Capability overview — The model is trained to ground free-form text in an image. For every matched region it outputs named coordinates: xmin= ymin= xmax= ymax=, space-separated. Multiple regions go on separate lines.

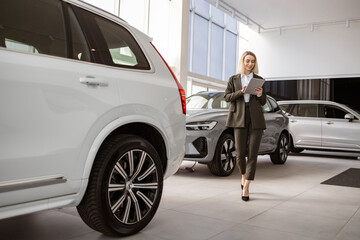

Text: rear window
xmin=94 ymin=16 xmax=150 ymax=70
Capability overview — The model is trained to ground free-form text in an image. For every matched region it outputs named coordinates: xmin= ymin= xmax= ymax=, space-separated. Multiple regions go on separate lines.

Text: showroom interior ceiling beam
xmin=206 ymin=0 xmax=360 ymax=34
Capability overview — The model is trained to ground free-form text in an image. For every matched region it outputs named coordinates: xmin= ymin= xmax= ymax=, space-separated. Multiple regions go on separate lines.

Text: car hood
xmin=186 ymin=109 xmax=228 ymax=122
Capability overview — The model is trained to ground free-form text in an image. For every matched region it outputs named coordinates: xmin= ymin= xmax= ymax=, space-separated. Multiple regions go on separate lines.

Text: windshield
xmin=187 ymin=93 xmax=229 ymax=110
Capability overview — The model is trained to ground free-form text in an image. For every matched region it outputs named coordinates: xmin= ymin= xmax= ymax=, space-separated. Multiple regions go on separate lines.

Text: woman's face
xmin=243 ymin=55 xmax=256 ymax=73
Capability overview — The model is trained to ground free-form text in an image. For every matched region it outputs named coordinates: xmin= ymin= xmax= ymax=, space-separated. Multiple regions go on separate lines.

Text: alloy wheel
xmin=108 ymin=149 xmax=159 ymax=225
xmin=220 ymin=139 xmax=236 ymax=173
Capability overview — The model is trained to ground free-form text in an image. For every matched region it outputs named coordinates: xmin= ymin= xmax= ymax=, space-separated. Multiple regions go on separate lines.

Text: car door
xmin=287 ymin=104 xmax=322 ymax=148
xmin=320 ymin=104 xmax=360 ymax=151
xmin=0 ymin=0 xmax=120 ymax=206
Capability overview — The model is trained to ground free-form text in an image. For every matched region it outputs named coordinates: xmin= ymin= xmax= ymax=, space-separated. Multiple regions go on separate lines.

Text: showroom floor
xmin=1 ymin=151 xmax=360 ymax=240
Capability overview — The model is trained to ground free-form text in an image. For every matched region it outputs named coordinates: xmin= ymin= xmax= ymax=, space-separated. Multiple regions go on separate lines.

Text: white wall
xmin=248 ymin=21 xmax=360 ymax=80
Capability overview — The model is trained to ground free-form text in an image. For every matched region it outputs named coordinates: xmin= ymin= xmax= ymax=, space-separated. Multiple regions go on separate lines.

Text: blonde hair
xmin=237 ymin=51 xmax=259 ymax=74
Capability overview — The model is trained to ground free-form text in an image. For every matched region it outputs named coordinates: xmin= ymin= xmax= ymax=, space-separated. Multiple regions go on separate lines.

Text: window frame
xmin=188 ymin=0 xmax=238 ymax=81
xmin=70 ymin=4 xmax=152 ymax=71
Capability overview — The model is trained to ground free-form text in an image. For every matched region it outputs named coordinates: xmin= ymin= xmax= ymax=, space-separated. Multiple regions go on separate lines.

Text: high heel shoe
xmin=242 ymin=188 xmax=249 ymax=201
xmin=242 ymin=195 xmax=249 ymax=201
xmin=241 ymin=184 xmax=244 ymax=190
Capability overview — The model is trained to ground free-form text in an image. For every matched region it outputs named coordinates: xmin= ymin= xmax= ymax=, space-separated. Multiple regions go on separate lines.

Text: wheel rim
xmin=220 ymin=139 xmax=236 ymax=172
xmin=107 ymin=149 xmax=159 ymax=225
xmin=279 ymin=136 xmax=289 ymax=162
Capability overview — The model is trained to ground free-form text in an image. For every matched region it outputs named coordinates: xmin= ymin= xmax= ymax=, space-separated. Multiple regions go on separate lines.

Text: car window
xmin=293 ymin=104 xmax=318 ymax=117
xmin=187 ymin=95 xmax=208 ymax=109
xmin=0 ymin=0 xmax=67 ymax=58
xmin=323 ymin=105 xmax=348 ymax=119
xmin=263 ymin=99 xmax=272 ymax=113
xmin=278 ymin=104 xmax=290 ymax=112
xmin=186 ymin=93 xmax=229 ymax=109
xmin=67 ymin=5 xmax=91 ymax=62
xmin=268 ymin=98 xmax=280 ymax=111
xmin=208 ymin=94 xmax=229 ymax=109
xmin=94 ymin=16 xmax=150 ymax=70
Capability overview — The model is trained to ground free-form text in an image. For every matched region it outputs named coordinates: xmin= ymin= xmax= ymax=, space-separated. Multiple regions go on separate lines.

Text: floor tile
xmin=209 ymin=224 xmax=318 ymax=240
xmin=1 ymin=150 xmax=360 ymax=240
xmin=245 ymin=208 xmax=348 ymax=240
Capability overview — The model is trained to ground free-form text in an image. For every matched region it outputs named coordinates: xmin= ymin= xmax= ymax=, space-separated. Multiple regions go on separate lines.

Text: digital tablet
xmin=244 ymin=77 xmax=265 ymax=95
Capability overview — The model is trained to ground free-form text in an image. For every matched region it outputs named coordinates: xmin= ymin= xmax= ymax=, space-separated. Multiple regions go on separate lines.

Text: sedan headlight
xmin=186 ymin=121 xmax=217 ymax=131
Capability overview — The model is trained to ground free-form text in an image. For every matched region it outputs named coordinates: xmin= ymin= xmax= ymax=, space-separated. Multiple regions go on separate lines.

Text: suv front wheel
xmin=77 ymin=134 xmax=163 ymax=236
xmin=208 ymin=133 xmax=236 ymax=176
xmin=270 ymin=133 xmax=289 ymax=164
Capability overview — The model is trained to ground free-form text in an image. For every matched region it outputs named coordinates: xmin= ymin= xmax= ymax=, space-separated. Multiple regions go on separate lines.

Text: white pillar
xmin=168 ymin=0 xmax=190 ymax=94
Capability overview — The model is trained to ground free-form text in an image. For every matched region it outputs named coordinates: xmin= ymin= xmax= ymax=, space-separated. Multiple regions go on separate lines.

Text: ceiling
xmin=212 ymin=0 xmax=360 ymax=30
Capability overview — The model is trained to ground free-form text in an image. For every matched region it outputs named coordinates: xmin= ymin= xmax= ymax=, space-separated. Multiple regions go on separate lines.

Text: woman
xmin=224 ymin=51 xmax=266 ymax=201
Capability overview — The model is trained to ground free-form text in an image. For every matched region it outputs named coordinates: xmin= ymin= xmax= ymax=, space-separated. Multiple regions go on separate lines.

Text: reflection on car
xmin=184 ymin=91 xmax=290 ymax=176
xmin=278 ymin=100 xmax=360 ymax=153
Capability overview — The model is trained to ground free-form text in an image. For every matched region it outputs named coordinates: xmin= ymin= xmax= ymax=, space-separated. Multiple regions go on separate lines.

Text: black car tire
xmin=77 ymin=134 xmax=163 ymax=236
xmin=208 ymin=133 xmax=236 ymax=176
xmin=270 ymin=133 xmax=289 ymax=164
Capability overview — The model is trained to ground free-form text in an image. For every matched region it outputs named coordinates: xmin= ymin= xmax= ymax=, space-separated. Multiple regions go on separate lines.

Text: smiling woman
xmin=184 ymin=91 xmax=290 ymax=179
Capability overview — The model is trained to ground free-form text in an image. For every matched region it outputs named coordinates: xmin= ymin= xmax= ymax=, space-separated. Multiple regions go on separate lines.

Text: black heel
xmin=242 ymin=187 xmax=249 ymax=201
xmin=241 ymin=184 xmax=244 ymax=190
xmin=242 ymin=195 xmax=249 ymax=201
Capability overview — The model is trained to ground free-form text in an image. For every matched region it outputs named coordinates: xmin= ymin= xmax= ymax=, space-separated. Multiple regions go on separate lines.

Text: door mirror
xmin=345 ymin=113 xmax=354 ymax=122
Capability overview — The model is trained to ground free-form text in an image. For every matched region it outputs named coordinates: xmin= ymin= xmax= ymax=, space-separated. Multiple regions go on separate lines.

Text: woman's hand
xmin=254 ymin=87 xmax=263 ymax=97
xmin=241 ymin=85 xmax=247 ymax=93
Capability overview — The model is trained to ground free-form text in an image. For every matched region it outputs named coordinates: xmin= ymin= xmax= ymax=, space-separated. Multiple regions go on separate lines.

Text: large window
xmin=188 ymin=0 xmax=238 ymax=81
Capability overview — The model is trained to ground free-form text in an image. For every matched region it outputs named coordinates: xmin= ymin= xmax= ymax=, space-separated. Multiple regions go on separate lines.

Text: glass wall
xmin=188 ymin=0 xmax=238 ymax=82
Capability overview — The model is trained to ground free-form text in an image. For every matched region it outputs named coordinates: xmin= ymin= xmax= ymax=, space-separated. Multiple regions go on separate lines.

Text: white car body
xmin=0 ymin=0 xmax=185 ymax=236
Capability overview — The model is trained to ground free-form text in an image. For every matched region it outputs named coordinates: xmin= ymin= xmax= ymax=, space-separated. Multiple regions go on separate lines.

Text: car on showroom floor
xmin=184 ymin=91 xmax=290 ymax=176
xmin=278 ymin=100 xmax=360 ymax=154
xmin=0 ymin=0 xmax=186 ymax=236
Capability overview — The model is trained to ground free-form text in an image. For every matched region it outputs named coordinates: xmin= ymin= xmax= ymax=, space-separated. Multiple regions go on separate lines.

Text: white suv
xmin=0 ymin=0 xmax=186 ymax=236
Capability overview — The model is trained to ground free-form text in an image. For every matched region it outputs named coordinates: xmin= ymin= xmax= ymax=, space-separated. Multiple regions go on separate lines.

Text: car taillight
xmin=151 ymin=43 xmax=186 ymax=114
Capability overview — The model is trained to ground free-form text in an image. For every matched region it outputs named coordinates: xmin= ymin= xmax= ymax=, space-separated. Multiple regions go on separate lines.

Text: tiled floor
xmin=1 ymin=151 xmax=360 ymax=240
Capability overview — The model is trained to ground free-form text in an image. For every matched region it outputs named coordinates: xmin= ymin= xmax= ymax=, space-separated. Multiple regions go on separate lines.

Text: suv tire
xmin=208 ymin=133 xmax=236 ymax=176
xmin=270 ymin=133 xmax=289 ymax=164
xmin=77 ymin=134 xmax=163 ymax=236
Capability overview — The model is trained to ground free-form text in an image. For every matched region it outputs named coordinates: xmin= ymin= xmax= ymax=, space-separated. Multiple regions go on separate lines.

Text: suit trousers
xmin=234 ymin=104 xmax=263 ymax=180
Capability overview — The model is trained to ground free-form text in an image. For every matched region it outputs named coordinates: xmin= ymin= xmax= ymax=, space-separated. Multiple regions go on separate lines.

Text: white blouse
xmin=241 ymin=73 xmax=253 ymax=103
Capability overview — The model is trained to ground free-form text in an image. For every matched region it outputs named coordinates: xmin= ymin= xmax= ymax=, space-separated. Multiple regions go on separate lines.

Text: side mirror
xmin=345 ymin=113 xmax=354 ymax=122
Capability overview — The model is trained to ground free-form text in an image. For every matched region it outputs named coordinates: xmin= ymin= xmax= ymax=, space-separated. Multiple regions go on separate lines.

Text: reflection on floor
xmin=1 ymin=150 xmax=360 ymax=240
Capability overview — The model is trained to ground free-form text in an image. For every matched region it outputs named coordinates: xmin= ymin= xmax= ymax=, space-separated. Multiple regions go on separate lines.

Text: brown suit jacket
xmin=224 ymin=73 xmax=267 ymax=129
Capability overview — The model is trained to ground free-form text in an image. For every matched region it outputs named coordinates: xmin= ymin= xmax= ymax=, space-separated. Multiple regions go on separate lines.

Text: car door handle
xmin=325 ymin=121 xmax=334 ymax=125
xmin=290 ymin=120 xmax=297 ymax=123
xmin=80 ymin=76 xmax=108 ymax=86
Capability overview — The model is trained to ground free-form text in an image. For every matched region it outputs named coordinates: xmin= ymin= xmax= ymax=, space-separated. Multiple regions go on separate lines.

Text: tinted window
xmin=292 ymin=104 xmax=317 ymax=117
xmin=186 ymin=93 xmax=229 ymax=109
xmin=263 ymin=99 xmax=272 ymax=113
xmin=268 ymin=98 xmax=279 ymax=111
xmin=94 ymin=17 xmax=150 ymax=70
xmin=322 ymin=105 xmax=348 ymax=119
xmin=0 ymin=0 xmax=67 ymax=58
xmin=278 ymin=104 xmax=290 ymax=113
xmin=67 ymin=6 xmax=91 ymax=62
